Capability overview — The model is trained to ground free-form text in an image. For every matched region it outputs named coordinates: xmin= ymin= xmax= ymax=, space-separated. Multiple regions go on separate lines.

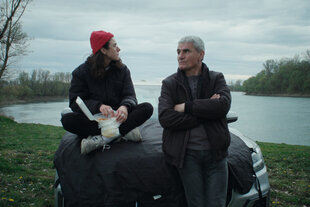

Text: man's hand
xmin=211 ymin=93 xmax=220 ymax=99
xmin=174 ymin=103 xmax=185 ymax=112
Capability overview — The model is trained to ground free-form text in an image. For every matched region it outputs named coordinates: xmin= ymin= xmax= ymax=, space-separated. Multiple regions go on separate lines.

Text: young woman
xmin=61 ymin=30 xmax=153 ymax=154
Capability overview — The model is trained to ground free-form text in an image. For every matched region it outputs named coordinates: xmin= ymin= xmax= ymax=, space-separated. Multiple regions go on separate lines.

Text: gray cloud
xmin=19 ymin=0 xmax=310 ymax=84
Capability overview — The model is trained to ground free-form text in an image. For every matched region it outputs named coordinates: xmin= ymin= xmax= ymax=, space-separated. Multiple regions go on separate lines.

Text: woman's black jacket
xmin=69 ymin=61 xmax=137 ymax=114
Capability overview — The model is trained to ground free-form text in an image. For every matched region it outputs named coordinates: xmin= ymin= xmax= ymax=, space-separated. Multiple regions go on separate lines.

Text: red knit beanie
xmin=90 ymin=30 xmax=114 ymax=54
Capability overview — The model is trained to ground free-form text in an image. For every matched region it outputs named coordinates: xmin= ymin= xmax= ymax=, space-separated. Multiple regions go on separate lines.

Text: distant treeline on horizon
xmin=230 ymin=50 xmax=310 ymax=95
xmin=0 ymin=69 xmax=71 ymax=102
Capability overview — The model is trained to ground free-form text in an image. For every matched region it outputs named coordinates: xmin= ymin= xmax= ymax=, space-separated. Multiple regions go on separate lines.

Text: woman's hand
xmin=99 ymin=104 xmax=114 ymax=117
xmin=116 ymin=105 xmax=128 ymax=123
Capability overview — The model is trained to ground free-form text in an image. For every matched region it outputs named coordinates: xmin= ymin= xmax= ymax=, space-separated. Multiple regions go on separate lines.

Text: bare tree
xmin=0 ymin=0 xmax=31 ymax=79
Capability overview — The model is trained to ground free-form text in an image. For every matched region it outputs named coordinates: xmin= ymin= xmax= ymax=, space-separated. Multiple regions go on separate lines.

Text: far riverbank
xmin=244 ymin=92 xmax=310 ymax=98
xmin=0 ymin=96 xmax=67 ymax=108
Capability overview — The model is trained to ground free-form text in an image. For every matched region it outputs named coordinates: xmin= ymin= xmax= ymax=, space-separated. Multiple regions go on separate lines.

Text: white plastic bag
xmin=94 ymin=113 xmax=121 ymax=138
xmin=75 ymin=97 xmax=121 ymax=139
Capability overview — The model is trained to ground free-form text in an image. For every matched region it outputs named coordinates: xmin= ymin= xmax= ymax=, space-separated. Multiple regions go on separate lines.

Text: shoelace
xmin=102 ymin=144 xmax=111 ymax=151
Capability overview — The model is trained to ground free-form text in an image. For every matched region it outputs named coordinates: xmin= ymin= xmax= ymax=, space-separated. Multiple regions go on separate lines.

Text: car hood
xmin=229 ymin=127 xmax=257 ymax=149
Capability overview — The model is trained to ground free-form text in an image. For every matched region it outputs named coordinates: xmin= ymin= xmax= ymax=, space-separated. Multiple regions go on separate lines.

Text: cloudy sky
xmin=19 ymin=0 xmax=310 ymax=84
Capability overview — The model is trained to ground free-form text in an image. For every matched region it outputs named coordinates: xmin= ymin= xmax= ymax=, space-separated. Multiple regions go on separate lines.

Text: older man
xmin=158 ymin=36 xmax=231 ymax=207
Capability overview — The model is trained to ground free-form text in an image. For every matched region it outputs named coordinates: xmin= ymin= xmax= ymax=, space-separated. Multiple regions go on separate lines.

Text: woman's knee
xmin=61 ymin=112 xmax=89 ymax=129
xmin=139 ymin=102 xmax=154 ymax=118
xmin=61 ymin=112 xmax=75 ymax=129
xmin=61 ymin=112 xmax=99 ymax=136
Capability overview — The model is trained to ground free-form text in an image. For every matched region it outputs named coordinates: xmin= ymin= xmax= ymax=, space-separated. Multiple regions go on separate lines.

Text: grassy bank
xmin=257 ymin=142 xmax=310 ymax=206
xmin=0 ymin=115 xmax=65 ymax=206
xmin=0 ymin=116 xmax=309 ymax=207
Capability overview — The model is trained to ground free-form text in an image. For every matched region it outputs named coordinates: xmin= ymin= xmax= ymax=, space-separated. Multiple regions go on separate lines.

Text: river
xmin=1 ymin=85 xmax=309 ymax=146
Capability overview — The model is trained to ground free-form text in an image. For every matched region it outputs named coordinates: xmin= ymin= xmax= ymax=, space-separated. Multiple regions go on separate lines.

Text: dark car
xmin=54 ymin=111 xmax=270 ymax=207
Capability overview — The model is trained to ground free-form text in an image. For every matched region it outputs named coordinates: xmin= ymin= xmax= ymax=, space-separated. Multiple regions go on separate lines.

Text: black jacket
xmin=158 ymin=63 xmax=231 ymax=168
xmin=69 ymin=61 xmax=137 ymax=114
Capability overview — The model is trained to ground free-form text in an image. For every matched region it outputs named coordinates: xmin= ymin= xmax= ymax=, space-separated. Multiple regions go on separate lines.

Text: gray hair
xmin=178 ymin=36 xmax=205 ymax=52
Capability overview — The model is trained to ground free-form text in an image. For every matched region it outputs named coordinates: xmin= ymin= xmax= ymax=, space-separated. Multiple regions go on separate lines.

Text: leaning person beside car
xmin=61 ymin=30 xmax=153 ymax=154
xmin=158 ymin=36 xmax=231 ymax=207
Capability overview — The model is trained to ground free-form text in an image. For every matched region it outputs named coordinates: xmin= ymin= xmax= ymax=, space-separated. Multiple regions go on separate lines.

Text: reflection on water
xmin=1 ymin=86 xmax=310 ymax=146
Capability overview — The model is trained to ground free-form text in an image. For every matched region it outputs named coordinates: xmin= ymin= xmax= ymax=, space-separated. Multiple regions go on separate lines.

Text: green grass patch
xmin=0 ymin=115 xmax=309 ymax=206
xmin=0 ymin=115 xmax=65 ymax=207
xmin=257 ymin=142 xmax=310 ymax=206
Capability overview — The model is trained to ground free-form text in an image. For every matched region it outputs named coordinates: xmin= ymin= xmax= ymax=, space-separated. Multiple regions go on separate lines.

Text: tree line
xmin=230 ymin=50 xmax=310 ymax=96
xmin=0 ymin=69 xmax=71 ymax=102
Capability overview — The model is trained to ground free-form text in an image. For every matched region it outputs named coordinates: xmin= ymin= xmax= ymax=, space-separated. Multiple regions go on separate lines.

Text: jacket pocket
xmin=162 ymin=129 xmax=187 ymax=160
xmin=204 ymin=119 xmax=230 ymax=150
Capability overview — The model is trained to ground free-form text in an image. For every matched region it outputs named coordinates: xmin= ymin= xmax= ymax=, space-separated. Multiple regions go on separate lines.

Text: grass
xmin=257 ymin=142 xmax=310 ymax=206
xmin=0 ymin=115 xmax=65 ymax=207
xmin=0 ymin=115 xmax=309 ymax=207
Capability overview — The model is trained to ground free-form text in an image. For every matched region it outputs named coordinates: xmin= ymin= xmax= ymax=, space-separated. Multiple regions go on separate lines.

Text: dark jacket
xmin=158 ymin=63 xmax=231 ymax=168
xmin=69 ymin=61 xmax=137 ymax=114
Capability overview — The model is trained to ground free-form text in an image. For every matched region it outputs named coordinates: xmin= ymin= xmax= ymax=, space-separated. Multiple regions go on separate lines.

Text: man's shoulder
xmin=208 ymin=70 xmax=224 ymax=80
xmin=202 ymin=63 xmax=224 ymax=80
xmin=162 ymin=72 xmax=178 ymax=83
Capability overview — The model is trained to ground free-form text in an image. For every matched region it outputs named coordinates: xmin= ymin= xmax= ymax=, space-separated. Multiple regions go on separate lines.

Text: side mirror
xmin=227 ymin=111 xmax=238 ymax=123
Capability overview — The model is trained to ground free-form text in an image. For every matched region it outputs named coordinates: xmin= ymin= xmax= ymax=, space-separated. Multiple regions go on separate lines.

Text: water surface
xmin=1 ymin=86 xmax=309 ymax=146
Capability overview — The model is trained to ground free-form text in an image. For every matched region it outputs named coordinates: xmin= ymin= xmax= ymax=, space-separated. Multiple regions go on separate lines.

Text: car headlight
xmin=252 ymin=145 xmax=265 ymax=172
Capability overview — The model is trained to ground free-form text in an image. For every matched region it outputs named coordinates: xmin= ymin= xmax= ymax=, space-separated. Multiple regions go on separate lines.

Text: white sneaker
xmin=123 ymin=128 xmax=142 ymax=142
xmin=81 ymin=135 xmax=104 ymax=154
xmin=80 ymin=135 xmax=119 ymax=154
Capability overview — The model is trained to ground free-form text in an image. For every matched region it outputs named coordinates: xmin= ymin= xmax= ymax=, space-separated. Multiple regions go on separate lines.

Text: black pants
xmin=61 ymin=102 xmax=153 ymax=138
